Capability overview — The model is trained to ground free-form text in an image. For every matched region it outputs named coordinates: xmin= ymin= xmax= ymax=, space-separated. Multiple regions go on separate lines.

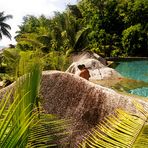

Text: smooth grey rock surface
xmin=66 ymin=52 xmax=122 ymax=80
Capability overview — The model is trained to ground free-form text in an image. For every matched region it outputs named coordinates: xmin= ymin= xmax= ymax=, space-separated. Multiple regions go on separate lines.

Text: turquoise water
xmin=114 ymin=60 xmax=148 ymax=97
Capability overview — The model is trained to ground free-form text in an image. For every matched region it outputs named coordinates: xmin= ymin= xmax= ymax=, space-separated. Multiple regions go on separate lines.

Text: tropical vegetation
xmin=80 ymin=102 xmax=148 ymax=147
xmin=15 ymin=0 xmax=148 ymax=57
xmin=0 ymin=61 xmax=68 ymax=148
xmin=0 ymin=0 xmax=148 ymax=84
xmin=0 ymin=1 xmax=148 ymax=146
xmin=0 ymin=12 xmax=12 ymax=40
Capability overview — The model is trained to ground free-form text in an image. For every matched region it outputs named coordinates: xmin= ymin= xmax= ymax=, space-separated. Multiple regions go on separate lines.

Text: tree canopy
xmin=15 ymin=0 xmax=148 ymax=57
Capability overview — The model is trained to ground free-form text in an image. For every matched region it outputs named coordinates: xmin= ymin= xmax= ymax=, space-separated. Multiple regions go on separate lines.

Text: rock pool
xmin=114 ymin=60 xmax=148 ymax=97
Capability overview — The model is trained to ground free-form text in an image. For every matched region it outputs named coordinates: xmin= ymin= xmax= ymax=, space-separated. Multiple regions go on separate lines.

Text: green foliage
xmin=16 ymin=40 xmax=34 ymax=51
xmin=15 ymin=15 xmax=52 ymax=52
xmin=122 ymin=24 xmax=147 ymax=56
xmin=2 ymin=48 xmax=20 ymax=79
xmin=78 ymin=0 xmax=147 ymax=57
xmin=18 ymin=50 xmax=43 ymax=76
xmin=17 ymin=15 xmax=40 ymax=34
xmin=42 ymin=51 xmax=70 ymax=71
xmin=16 ymin=8 xmax=90 ymax=54
xmin=118 ymin=0 xmax=148 ymax=27
xmin=0 ymin=12 xmax=12 ymax=40
xmin=27 ymin=114 xmax=68 ymax=147
xmin=0 ymin=63 xmax=41 ymax=147
xmin=0 ymin=62 xmax=69 ymax=147
xmin=15 ymin=0 xmax=148 ymax=59
xmin=80 ymin=102 xmax=148 ymax=147
xmin=73 ymin=27 xmax=90 ymax=52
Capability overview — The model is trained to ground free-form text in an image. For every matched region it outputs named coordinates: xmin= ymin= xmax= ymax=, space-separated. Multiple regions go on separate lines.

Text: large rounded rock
xmin=0 ymin=71 xmax=147 ymax=147
xmin=66 ymin=52 xmax=122 ymax=80
xmin=40 ymin=71 xmax=148 ymax=147
xmin=71 ymin=51 xmax=107 ymax=66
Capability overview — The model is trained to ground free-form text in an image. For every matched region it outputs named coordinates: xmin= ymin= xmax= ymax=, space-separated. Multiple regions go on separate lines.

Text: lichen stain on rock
xmin=82 ymin=107 xmax=100 ymax=125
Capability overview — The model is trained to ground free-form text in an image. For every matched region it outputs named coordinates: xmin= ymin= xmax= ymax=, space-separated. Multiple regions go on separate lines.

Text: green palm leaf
xmin=74 ymin=27 xmax=90 ymax=51
xmin=80 ymin=103 xmax=148 ymax=148
xmin=0 ymin=11 xmax=12 ymax=40
xmin=16 ymin=33 xmax=44 ymax=49
xmin=27 ymin=113 xmax=68 ymax=148
xmin=0 ymin=63 xmax=41 ymax=148
xmin=0 ymin=62 xmax=69 ymax=147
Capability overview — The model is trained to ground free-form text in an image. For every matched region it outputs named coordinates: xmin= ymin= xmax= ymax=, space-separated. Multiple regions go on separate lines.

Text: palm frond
xmin=0 ymin=12 xmax=12 ymax=40
xmin=3 ymin=49 xmax=20 ymax=63
xmin=80 ymin=103 xmax=148 ymax=148
xmin=27 ymin=113 xmax=69 ymax=148
xmin=0 ymin=61 xmax=69 ymax=147
xmin=16 ymin=33 xmax=44 ymax=48
xmin=74 ymin=27 xmax=90 ymax=51
xmin=0 ymin=63 xmax=41 ymax=148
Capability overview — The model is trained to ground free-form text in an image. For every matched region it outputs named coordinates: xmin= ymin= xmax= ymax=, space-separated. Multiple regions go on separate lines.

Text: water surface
xmin=114 ymin=60 xmax=148 ymax=97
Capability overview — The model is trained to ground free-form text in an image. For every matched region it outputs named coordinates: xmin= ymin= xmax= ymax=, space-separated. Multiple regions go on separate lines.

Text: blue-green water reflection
xmin=115 ymin=60 xmax=148 ymax=97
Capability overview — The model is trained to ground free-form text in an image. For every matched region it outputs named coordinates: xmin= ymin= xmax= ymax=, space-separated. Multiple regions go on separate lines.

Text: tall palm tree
xmin=0 ymin=11 xmax=12 ymax=40
xmin=53 ymin=11 xmax=90 ymax=55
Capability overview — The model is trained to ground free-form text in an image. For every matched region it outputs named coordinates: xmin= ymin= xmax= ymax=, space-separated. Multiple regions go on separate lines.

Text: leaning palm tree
xmin=0 ymin=11 xmax=12 ymax=40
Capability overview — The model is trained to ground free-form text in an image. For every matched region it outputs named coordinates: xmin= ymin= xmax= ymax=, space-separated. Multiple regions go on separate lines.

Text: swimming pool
xmin=114 ymin=60 xmax=148 ymax=97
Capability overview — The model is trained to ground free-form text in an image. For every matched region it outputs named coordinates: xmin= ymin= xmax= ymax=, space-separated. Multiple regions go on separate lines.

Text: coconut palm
xmin=53 ymin=11 xmax=90 ymax=55
xmin=0 ymin=61 xmax=68 ymax=147
xmin=0 ymin=11 xmax=12 ymax=40
xmin=80 ymin=102 xmax=148 ymax=147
